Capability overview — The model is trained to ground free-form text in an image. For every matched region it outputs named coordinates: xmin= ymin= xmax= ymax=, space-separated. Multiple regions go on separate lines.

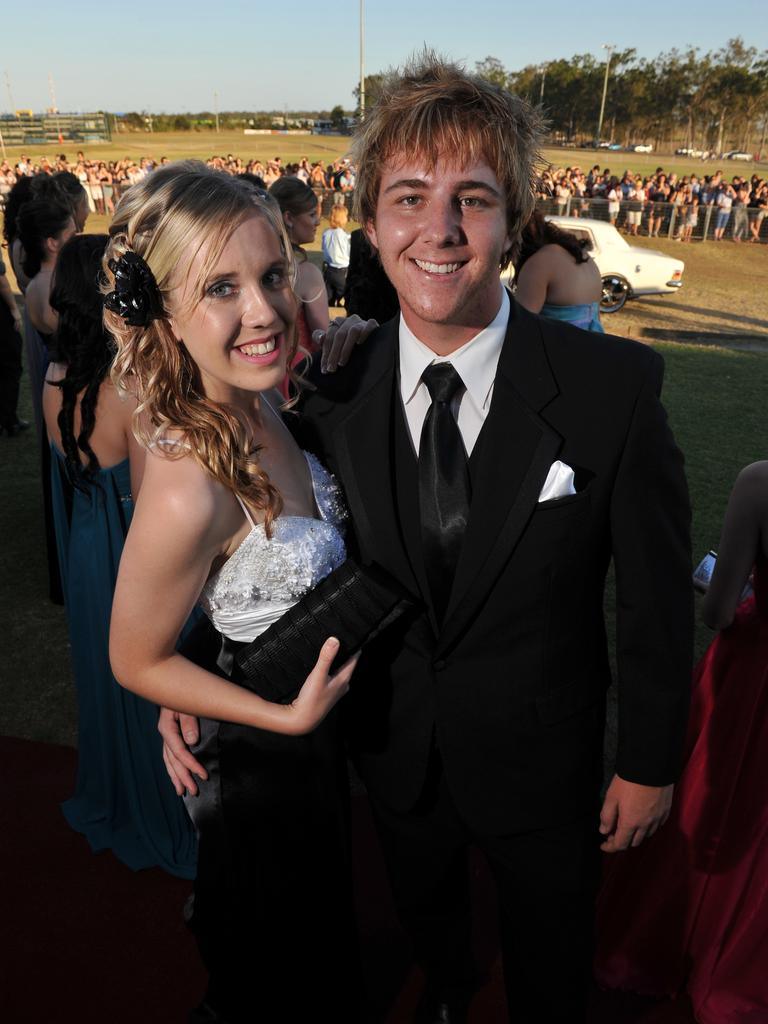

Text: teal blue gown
xmin=50 ymin=447 xmax=197 ymax=878
xmin=540 ymin=300 xmax=605 ymax=333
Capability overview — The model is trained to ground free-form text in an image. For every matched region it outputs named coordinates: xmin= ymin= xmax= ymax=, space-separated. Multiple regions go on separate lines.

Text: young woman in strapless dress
xmin=595 ymin=461 xmax=768 ymax=1023
xmin=268 ymin=176 xmax=329 ymax=358
xmin=512 ymin=210 xmax=605 ymax=333
xmin=106 ymin=163 xmax=362 ymax=1023
xmin=43 ymin=233 xmax=198 ymax=877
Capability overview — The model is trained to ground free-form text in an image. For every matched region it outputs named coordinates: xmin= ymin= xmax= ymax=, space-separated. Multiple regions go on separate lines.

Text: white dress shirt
xmin=398 ymin=287 xmax=510 ymax=456
xmin=321 ymin=227 xmax=351 ymax=269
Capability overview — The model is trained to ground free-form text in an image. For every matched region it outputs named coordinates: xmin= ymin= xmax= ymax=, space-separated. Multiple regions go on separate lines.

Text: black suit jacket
xmin=300 ymin=300 xmax=693 ymax=834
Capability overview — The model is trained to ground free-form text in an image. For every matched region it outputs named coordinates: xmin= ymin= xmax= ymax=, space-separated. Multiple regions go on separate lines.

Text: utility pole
xmin=758 ymin=113 xmax=767 ymax=163
xmin=48 ymin=71 xmax=64 ymax=144
xmin=4 ymin=70 xmax=15 ymax=114
xmin=359 ymin=0 xmax=365 ymax=120
xmin=214 ymin=91 xmax=220 ymax=133
xmin=595 ymin=44 xmax=614 ymax=146
xmin=539 ymin=64 xmax=547 ymax=106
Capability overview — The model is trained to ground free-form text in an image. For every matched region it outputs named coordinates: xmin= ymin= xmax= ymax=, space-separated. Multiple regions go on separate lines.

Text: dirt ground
xmin=600 ymin=235 xmax=768 ymax=350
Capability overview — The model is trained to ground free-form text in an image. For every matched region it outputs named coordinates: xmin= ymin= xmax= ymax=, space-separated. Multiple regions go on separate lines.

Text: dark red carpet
xmin=2 ymin=737 xmax=695 ymax=1023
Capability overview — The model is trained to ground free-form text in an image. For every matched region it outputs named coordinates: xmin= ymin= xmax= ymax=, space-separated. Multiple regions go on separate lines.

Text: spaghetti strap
xmin=305 ymin=285 xmax=327 ymax=305
xmin=151 ymin=437 xmax=193 ymax=452
xmin=234 ymin=493 xmax=258 ymax=529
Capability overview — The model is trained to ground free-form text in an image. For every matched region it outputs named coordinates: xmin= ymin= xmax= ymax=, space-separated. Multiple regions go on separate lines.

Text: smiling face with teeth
xmin=365 ymin=155 xmax=512 ymax=354
xmin=168 ymin=212 xmax=297 ymax=406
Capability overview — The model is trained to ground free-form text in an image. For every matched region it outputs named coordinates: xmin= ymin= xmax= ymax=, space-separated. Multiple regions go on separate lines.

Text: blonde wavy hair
xmin=104 ymin=161 xmax=298 ymax=534
xmin=351 ymin=51 xmax=545 ymax=269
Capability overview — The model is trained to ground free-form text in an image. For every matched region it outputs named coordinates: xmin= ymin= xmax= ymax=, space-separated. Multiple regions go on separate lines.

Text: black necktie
xmin=418 ymin=363 xmax=471 ymax=621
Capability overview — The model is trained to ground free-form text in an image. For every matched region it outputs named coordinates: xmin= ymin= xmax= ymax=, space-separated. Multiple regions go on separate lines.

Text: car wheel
xmin=600 ymin=275 xmax=630 ymax=313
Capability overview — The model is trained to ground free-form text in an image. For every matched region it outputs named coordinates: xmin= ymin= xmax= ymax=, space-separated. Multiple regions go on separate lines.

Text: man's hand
xmin=599 ymin=774 xmax=673 ymax=853
xmin=158 ymin=707 xmax=207 ymax=797
xmin=314 ymin=315 xmax=378 ymax=374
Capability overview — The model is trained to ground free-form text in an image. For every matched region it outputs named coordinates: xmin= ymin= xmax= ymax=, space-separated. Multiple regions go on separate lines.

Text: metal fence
xmin=535 ymin=195 xmax=768 ymax=243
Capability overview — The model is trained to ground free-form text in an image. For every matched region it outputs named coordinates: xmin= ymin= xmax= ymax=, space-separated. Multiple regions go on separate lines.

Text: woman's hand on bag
xmin=285 ymin=637 xmax=358 ymax=735
xmin=314 ymin=315 xmax=378 ymax=374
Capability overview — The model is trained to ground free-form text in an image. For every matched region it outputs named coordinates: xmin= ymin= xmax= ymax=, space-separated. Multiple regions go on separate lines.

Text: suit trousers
xmin=323 ymin=264 xmax=348 ymax=306
xmin=368 ymin=752 xmax=601 ymax=1023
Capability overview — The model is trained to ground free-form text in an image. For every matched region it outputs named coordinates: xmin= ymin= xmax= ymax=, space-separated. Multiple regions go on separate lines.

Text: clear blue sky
xmin=3 ymin=0 xmax=767 ymax=113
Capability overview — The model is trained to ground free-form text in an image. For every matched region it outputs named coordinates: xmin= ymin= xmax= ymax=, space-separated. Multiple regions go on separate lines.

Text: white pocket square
xmin=538 ymin=460 xmax=577 ymax=502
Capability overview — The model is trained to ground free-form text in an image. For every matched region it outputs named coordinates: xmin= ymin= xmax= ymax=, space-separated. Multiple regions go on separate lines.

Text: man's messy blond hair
xmin=351 ymin=51 xmax=545 ymax=268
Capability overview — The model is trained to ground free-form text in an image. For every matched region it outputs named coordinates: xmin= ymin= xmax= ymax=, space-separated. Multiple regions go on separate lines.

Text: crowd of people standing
xmin=539 ymin=162 xmax=768 ymax=241
xmin=1 ymin=150 xmax=357 ymax=214
xmin=5 ymin=148 xmax=767 ymax=243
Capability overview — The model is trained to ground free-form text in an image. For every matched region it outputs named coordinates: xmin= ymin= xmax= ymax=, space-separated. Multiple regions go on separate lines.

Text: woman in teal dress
xmin=513 ymin=209 xmax=605 ymax=332
xmin=42 ymin=234 xmax=196 ymax=877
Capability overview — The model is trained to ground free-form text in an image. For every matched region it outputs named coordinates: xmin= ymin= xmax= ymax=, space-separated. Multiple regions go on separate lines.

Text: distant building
xmin=0 ymin=111 xmax=111 ymax=146
xmin=312 ymin=117 xmax=357 ymax=136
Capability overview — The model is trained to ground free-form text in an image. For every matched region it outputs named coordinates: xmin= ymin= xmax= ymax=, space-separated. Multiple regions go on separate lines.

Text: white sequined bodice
xmin=199 ymin=452 xmax=348 ymax=642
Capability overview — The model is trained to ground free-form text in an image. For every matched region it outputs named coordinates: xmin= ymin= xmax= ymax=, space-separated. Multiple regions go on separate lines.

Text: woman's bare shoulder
xmin=139 ymin=442 xmax=234 ymax=536
xmin=24 ymin=273 xmax=45 ymax=307
xmin=45 ymin=361 xmax=67 ymax=384
xmin=296 ymin=258 xmax=325 ymax=297
xmin=731 ymin=461 xmax=768 ymax=505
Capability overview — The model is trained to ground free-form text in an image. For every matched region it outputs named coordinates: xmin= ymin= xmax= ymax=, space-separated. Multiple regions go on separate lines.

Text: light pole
xmin=539 ymin=63 xmax=548 ymax=106
xmin=214 ymin=91 xmax=220 ymax=133
xmin=4 ymin=70 xmax=15 ymax=114
xmin=48 ymin=71 xmax=64 ymax=145
xmin=359 ymin=0 xmax=365 ymax=120
xmin=595 ymin=44 xmax=614 ymax=146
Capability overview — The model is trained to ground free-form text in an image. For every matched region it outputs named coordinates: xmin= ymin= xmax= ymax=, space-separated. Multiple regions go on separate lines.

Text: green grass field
xmin=543 ymin=146 xmax=766 ymax=182
xmin=2 ymin=130 xmax=353 ymax=168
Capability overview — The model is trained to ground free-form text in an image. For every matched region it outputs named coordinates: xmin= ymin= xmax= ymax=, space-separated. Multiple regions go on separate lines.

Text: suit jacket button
xmin=433 ymin=659 xmax=447 ymax=671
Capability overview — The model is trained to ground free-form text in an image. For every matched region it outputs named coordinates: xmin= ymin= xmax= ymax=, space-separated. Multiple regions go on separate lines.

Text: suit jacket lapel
xmin=332 ymin=321 xmax=420 ymax=596
xmin=438 ymin=300 xmax=562 ymax=651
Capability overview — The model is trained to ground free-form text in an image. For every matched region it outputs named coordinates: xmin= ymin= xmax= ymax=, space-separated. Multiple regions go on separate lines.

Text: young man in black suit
xmin=299 ymin=56 xmax=693 ymax=1023
xmin=163 ymin=55 xmax=693 ymax=1023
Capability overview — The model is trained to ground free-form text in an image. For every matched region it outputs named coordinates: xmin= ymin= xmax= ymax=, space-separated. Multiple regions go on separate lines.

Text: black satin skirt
xmin=181 ymin=622 xmax=362 ymax=1022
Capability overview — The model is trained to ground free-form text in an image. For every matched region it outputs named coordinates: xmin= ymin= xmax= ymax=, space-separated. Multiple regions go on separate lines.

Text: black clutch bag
xmin=231 ymin=559 xmax=417 ymax=704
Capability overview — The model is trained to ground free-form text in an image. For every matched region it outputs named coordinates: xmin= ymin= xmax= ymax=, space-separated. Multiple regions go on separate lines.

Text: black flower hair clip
xmin=104 ymin=251 xmax=164 ymax=327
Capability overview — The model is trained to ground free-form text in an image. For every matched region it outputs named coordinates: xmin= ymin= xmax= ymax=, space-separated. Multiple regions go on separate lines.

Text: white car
xmin=632 ymin=143 xmax=653 ymax=153
xmin=504 ymin=217 xmax=684 ymax=313
xmin=724 ymin=151 xmax=752 ymax=162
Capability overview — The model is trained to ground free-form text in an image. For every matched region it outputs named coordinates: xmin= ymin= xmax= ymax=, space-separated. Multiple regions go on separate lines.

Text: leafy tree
xmin=352 ymin=42 xmax=768 ymax=151
xmin=330 ymin=105 xmax=346 ymax=131
xmin=353 ymin=74 xmax=385 ymax=115
xmin=120 ymin=111 xmax=145 ymax=131
xmin=475 ymin=56 xmax=510 ymax=90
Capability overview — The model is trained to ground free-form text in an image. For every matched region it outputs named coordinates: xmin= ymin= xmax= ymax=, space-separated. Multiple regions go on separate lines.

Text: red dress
xmin=280 ymin=305 xmax=320 ymax=400
xmin=595 ymin=560 xmax=768 ymax=1023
